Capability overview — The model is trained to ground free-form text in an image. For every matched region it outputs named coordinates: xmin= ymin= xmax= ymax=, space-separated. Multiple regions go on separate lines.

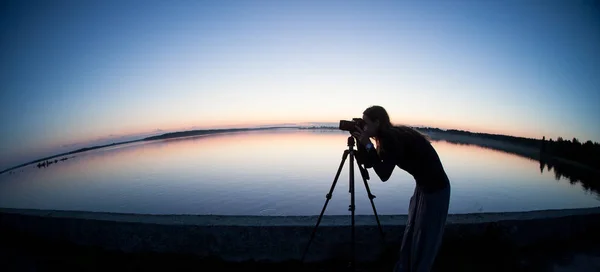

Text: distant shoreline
xmin=0 ymin=126 xmax=291 ymax=175
xmin=0 ymin=139 xmax=143 ymax=175
xmin=0 ymin=125 xmax=593 ymax=175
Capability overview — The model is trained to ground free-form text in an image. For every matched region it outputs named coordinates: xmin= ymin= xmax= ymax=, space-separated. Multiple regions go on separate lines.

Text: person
xmin=351 ymin=105 xmax=451 ymax=272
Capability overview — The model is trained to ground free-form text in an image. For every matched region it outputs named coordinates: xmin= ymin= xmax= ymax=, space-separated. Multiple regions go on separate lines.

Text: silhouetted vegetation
xmin=541 ymin=137 xmax=600 ymax=170
xmin=417 ymin=127 xmax=541 ymax=148
xmin=143 ymin=128 xmax=252 ymax=141
xmin=142 ymin=127 xmax=293 ymax=141
xmin=69 ymin=140 xmax=141 ymax=154
xmin=418 ymin=127 xmax=600 ymax=171
xmin=298 ymin=126 xmax=338 ymax=130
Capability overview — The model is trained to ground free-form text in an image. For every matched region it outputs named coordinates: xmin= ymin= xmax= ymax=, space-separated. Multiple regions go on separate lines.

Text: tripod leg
xmin=301 ymin=150 xmax=350 ymax=262
xmin=357 ymin=163 xmax=386 ymax=242
xmin=349 ymin=150 xmax=356 ymax=271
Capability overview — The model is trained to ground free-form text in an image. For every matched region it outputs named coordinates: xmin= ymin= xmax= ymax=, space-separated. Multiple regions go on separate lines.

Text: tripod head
xmin=347 ymin=136 xmax=355 ymax=147
xmin=347 ymin=136 xmax=370 ymax=181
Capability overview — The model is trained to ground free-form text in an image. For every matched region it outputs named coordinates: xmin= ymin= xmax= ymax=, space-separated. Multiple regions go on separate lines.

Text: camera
xmin=339 ymin=118 xmax=366 ymax=133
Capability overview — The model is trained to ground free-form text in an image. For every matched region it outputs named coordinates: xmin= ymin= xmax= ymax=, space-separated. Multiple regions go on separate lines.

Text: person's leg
xmin=409 ymin=187 xmax=427 ymax=271
xmin=393 ymin=186 xmax=420 ymax=272
xmin=411 ymin=184 xmax=451 ymax=272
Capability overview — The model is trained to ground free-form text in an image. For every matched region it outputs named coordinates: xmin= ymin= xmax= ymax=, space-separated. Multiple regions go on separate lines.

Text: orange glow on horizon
xmin=65 ymin=119 xmax=544 ymax=150
xmin=58 ymin=113 xmax=549 ymax=150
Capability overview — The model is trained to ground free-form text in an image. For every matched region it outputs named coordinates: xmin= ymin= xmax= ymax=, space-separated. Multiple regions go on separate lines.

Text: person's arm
xmin=363 ymin=142 xmax=395 ymax=182
xmin=355 ymin=143 xmax=373 ymax=168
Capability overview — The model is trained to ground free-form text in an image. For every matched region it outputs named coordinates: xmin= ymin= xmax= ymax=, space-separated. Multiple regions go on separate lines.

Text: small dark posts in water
xmin=36 ymin=157 xmax=69 ymax=169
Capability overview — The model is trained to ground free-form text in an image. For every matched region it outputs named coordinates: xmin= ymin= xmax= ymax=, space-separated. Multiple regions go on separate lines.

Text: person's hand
xmin=351 ymin=126 xmax=372 ymax=146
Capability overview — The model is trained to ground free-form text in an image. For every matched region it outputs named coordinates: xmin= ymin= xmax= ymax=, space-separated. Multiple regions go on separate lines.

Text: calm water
xmin=0 ymin=129 xmax=598 ymax=215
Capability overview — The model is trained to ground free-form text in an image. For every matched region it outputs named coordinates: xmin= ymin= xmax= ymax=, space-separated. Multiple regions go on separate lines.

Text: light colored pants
xmin=394 ymin=183 xmax=451 ymax=272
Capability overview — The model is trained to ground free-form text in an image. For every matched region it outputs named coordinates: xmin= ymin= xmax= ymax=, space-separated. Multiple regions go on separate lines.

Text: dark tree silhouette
xmin=541 ymin=136 xmax=600 ymax=170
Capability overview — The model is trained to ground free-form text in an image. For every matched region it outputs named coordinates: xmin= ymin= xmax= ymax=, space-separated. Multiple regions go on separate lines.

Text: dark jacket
xmin=357 ymin=135 xmax=449 ymax=193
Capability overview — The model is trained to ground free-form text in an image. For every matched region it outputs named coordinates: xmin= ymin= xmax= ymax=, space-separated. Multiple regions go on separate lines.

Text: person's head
xmin=362 ymin=105 xmax=393 ymax=138
xmin=361 ymin=105 xmax=430 ymax=154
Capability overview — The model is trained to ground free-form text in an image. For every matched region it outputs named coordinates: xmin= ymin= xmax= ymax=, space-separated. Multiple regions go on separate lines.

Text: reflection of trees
xmin=430 ymin=137 xmax=539 ymax=163
xmin=428 ymin=132 xmax=600 ymax=197
xmin=539 ymin=157 xmax=600 ymax=195
xmin=419 ymin=127 xmax=540 ymax=147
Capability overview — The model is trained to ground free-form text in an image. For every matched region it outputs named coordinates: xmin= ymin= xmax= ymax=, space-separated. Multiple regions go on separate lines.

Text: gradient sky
xmin=1 ymin=0 xmax=599 ymax=170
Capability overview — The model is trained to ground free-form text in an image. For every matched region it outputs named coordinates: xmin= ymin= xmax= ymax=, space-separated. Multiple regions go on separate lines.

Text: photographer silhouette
xmin=352 ymin=105 xmax=451 ymax=272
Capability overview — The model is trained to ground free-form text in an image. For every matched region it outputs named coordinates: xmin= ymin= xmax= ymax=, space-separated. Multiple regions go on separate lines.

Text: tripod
xmin=301 ymin=136 xmax=386 ymax=271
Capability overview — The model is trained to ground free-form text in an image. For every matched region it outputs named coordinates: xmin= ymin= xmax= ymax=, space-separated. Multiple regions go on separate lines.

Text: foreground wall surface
xmin=1 ymin=207 xmax=600 ymax=263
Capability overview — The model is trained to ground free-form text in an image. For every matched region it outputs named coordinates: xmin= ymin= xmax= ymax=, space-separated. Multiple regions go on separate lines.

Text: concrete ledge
xmin=2 ymin=207 xmax=600 ymax=263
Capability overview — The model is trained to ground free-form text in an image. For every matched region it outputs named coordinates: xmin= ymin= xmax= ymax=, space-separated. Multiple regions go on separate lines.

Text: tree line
xmin=541 ymin=137 xmax=600 ymax=170
xmin=417 ymin=127 xmax=600 ymax=170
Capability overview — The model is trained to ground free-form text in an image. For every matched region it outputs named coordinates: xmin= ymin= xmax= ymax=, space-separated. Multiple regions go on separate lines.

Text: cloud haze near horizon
xmin=1 ymin=0 xmax=599 ymax=170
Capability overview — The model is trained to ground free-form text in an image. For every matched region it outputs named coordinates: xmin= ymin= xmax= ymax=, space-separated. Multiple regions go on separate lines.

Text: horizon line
xmin=0 ymin=124 xmax=551 ymax=175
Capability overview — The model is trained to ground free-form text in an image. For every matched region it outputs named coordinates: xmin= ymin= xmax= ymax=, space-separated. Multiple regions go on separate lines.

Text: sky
xmin=1 ymin=0 xmax=599 ymax=170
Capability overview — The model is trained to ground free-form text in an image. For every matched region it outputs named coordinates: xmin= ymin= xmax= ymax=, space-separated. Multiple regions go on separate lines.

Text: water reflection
xmin=0 ymin=129 xmax=598 ymax=215
xmin=427 ymin=131 xmax=600 ymax=197
xmin=539 ymin=156 xmax=600 ymax=196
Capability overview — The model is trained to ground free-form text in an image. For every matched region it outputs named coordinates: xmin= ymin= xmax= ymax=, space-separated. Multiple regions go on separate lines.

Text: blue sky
xmin=1 ymin=0 xmax=599 ymax=170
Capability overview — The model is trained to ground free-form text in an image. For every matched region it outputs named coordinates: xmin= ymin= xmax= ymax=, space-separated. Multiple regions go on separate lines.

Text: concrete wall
xmin=1 ymin=207 xmax=600 ymax=263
